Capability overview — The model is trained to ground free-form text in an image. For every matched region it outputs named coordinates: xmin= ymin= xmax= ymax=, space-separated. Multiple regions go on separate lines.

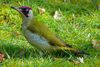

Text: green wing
xmin=27 ymin=20 xmax=67 ymax=47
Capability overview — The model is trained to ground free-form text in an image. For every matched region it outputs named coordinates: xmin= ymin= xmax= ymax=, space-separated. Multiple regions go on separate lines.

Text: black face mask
xmin=21 ymin=8 xmax=29 ymax=17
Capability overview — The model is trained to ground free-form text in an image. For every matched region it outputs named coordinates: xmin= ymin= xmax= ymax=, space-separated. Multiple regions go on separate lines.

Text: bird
xmin=11 ymin=6 xmax=86 ymax=55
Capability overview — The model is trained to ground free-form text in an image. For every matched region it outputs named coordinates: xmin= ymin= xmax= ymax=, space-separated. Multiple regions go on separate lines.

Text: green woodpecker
xmin=11 ymin=6 xmax=86 ymax=55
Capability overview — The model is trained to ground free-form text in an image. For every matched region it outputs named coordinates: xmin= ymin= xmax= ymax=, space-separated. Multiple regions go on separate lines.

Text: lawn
xmin=0 ymin=0 xmax=100 ymax=67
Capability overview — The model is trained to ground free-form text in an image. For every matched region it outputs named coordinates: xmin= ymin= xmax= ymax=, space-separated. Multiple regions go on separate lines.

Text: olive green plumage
xmin=28 ymin=20 xmax=66 ymax=47
xmin=28 ymin=19 xmax=78 ymax=51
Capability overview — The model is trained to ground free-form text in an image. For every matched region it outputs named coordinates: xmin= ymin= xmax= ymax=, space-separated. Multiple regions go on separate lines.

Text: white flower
xmin=77 ymin=57 xmax=84 ymax=63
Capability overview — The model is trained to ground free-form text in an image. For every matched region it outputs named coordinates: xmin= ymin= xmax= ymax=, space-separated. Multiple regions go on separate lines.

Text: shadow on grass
xmin=0 ymin=39 xmax=77 ymax=60
xmin=1 ymin=39 xmax=99 ymax=60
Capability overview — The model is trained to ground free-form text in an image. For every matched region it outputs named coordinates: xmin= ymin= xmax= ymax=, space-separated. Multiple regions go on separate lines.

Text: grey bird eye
xmin=26 ymin=9 xmax=29 ymax=11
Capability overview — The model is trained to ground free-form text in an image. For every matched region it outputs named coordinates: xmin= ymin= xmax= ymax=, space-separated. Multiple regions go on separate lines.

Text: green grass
xmin=0 ymin=0 xmax=100 ymax=67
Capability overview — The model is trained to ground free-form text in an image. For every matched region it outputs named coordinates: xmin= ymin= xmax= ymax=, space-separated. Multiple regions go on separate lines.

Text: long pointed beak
xmin=11 ymin=6 xmax=25 ymax=18
xmin=11 ymin=6 xmax=21 ymax=12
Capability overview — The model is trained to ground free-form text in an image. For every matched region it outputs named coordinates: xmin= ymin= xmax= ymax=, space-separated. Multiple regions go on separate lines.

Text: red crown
xmin=20 ymin=6 xmax=32 ymax=10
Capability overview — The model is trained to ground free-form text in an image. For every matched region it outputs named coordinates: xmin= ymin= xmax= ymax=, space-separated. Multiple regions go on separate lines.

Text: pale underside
xmin=24 ymin=30 xmax=55 ymax=51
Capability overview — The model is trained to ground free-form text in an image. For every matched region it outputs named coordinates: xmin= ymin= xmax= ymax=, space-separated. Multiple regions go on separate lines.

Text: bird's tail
xmin=59 ymin=47 xmax=89 ymax=56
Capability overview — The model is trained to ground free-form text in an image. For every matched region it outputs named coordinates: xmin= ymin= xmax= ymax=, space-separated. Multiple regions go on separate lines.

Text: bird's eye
xmin=26 ymin=9 xmax=29 ymax=11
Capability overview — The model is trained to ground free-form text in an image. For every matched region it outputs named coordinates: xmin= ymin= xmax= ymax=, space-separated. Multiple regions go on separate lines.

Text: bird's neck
xmin=22 ymin=16 xmax=33 ymax=32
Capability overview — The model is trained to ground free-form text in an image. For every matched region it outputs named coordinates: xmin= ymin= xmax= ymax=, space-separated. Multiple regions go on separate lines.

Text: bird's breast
xmin=22 ymin=29 xmax=53 ymax=50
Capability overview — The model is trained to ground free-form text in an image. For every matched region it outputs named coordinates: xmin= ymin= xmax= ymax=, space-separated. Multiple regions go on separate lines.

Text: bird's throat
xmin=22 ymin=16 xmax=33 ymax=33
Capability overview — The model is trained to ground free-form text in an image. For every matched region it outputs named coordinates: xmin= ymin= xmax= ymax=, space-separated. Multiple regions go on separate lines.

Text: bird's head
xmin=11 ymin=6 xmax=33 ymax=20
